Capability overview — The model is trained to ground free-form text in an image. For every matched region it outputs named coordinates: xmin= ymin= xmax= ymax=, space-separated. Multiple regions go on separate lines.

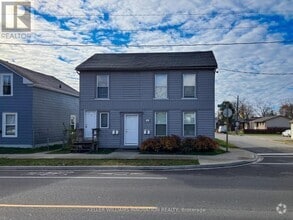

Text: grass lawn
xmin=215 ymin=138 xmax=238 ymax=148
xmin=244 ymin=134 xmax=281 ymax=137
xmin=48 ymin=148 xmax=115 ymax=154
xmin=0 ymin=145 xmax=62 ymax=154
xmin=275 ymin=139 xmax=293 ymax=145
xmin=0 ymin=145 xmax=115 ymax=155
xmin=0 ymin=158 xmax=199 ymax=166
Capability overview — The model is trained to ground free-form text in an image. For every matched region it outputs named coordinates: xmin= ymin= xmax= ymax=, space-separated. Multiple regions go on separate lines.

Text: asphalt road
xmin=215 ymin=133 xmax=293 ymax=153
xmin=0 ymin=134 xmax=292 ymax=220
xmin=0 ymin=158 xmax=292 ymax=220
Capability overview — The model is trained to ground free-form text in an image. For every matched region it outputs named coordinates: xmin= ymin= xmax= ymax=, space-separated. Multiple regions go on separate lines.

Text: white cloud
xmin=0 ymin=0 xmax=292 ymax=111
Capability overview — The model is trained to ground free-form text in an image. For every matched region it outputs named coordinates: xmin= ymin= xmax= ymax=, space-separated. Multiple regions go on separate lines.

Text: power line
xmin=0 ymin=40 xmax=291 ymax=47
xmin=220 ymin=68 xmax=293 ymax=75
xmin=8 ymin=9 xmax=291 ymax=17
xmin=29 ymin=26 xmax=261 ymax=32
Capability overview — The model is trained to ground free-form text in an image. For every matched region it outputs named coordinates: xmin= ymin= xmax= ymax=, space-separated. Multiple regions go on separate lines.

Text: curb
xmin=0 ymin=154 xmax=259 ymax=171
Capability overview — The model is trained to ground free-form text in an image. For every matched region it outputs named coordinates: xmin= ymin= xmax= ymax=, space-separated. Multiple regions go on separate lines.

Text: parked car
xmin=218 ymin=125 xmax=227 ymax=133
xmin=282 ymin=129 xmax=291 ymax=137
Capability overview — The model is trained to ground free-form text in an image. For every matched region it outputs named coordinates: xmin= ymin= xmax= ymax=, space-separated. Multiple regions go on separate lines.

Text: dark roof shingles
xmin=76 ymin=51 xmax=217 ymax=71
xmin=252 ymin=115 xmax=289 ymax=123
xmin=0 ymin=60 xmax=78 ymax=97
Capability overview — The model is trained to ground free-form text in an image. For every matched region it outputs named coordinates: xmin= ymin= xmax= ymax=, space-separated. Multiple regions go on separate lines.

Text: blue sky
xmin=0 ymin=0 xmax=292 ymax=113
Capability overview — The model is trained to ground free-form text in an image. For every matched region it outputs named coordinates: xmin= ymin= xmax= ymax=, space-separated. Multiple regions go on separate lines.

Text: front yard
xmin=0 ymin=158 xmax=199 ymax=166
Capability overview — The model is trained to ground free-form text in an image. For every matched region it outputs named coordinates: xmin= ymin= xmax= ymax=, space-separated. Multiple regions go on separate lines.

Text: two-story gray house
xmin=76 ymin=51 xmax=217 ymax=148
xmin=0 ymin=60 xmax=79 ymax=148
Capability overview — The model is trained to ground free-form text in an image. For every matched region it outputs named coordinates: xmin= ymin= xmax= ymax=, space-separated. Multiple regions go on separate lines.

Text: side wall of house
xmin=79 ymin=70 xmax=215 ymax=148
xmin=266 ymin=117 xmax=290 ymax=128
xmin=32 ymin=88 xmax=79 ymax=146
xmin=0 ymin=64 xmax=33 ymax=147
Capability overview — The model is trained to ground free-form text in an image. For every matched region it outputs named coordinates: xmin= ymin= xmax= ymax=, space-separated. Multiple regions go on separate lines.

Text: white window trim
xmin=100 ymin=112 xmax=109 ymax=129
xmin=96 ymin=75 xmax=109 ymax=99
xmin=182 ymin=74 xmax=196 ymax=99
xmin=155 ymin=112 xmax=167 ymax=136
xmin=154 ymin=74 xmax=168 ymax=99
xmin=0 ymin=74 xmax=13 ymax=96
xmin=183 ymin=112 xmax=196 ymax=137
xmin=2 ymin=112 xmax=18 ymax=138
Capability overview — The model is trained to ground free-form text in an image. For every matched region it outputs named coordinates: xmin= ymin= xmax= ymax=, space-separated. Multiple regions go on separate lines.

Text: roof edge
xmin=33 ymin=84 xmax=79 ymax=97
xmin=76 ymin=66 xmax=218 ymax=72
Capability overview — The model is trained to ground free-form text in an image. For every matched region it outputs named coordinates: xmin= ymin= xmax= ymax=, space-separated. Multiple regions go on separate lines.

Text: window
xmin=183 ymin=112 xmax=196 ymax=136
xmin=100 ymin=112 xmax=109 ymax=128
xmin=155 ymin=112 xmax=167 ymax=136
xmin=155 ymin=74 xmax=167 ymax=99
xmin=97 ymin=75 xmax=109 ymax=99
xmin=183 ymin=74 xmax=196 ymax=98
xmin=2 ymin=113 xmax=17 ymax=137
xmin=70 ymin=115 xmax=77 ymax=130
xmin=0 ymin=74 xmax=13 ymax=96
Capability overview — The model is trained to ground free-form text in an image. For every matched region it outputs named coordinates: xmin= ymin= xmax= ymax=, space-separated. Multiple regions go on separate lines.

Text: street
xmin=0 ymin=134 xmax=292 ymax=220
xmin=0 ymin=158 xmax=292 ymax=220
xmin=215 ymin=133 xmax=293 ymax=153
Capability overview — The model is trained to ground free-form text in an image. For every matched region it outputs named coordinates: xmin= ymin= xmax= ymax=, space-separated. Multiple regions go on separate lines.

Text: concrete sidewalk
xmin=0 ymin=148 xmax=257 ymax=170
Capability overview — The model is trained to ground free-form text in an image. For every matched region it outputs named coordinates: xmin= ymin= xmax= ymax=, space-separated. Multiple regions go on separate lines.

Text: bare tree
xmin=279 ymin=101 xmax=293 ymax=119
xmin=255 ymin=101 xmax=276 ymax=117
xmin=231 ymin=98 xmax=255 ymax=120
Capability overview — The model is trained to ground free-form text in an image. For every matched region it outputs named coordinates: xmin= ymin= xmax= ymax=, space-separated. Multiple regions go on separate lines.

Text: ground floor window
xmin=70 ymin=115 xmax=77 ymax=130
xmin=2 ymin=112 xmax=17 ymax=137
xmin=100 ymin=112 xmax=109 ymax=128
xmin=155 ymin=112 xmax=167 ymax=136
xmin=183 ymin=112 xmax=196 ymax=136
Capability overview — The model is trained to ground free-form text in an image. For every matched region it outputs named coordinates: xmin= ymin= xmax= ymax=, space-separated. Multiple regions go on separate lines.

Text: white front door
xmin=84 ymin=111 xmax=97 ymax=138
xmin=124 ymin=114 xmax=139 ymax=146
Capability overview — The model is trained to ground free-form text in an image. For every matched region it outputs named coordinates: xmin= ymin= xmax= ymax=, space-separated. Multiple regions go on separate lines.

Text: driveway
xmin=216 ymin=133 xmax=293 ymax=153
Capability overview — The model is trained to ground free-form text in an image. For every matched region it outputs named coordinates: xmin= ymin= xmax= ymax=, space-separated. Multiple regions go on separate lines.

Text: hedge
xmin=243 ymin=127 xmax=289 ymax=134
xmin=140 ymin=135 xmax=219 ymax=153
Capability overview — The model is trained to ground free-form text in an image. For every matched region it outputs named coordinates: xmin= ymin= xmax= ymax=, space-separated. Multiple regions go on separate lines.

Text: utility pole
xmin=236 ymin=95 xmax=239 ymax=134
xmin=223 ymin=102 xmax=232 ymax=152
xmin=225 ymin=103 xmax=229 ymax=152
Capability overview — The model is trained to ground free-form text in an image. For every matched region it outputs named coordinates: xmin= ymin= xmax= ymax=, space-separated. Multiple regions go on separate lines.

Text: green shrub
xmin=140 ymin=135 xmax=219 ymax=153
xmin=160 ymin=135 xmax=181 ymax=152
xmin=193 ymin=135 xmax=219 ymax=152
xmin=180 ymin=138 xmax=194 ymax=153
xmin=140 ymin=137 xmax=161 ymax=153
xmin=244 ymin=127 xmax=289 ymax=134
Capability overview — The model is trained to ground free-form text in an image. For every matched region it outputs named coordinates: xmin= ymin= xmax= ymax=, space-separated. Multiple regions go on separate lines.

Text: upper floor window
xmin=155 ymin=74 xmax=167 ymax=99
xmin=97 ymin=75 xmax=109 ymax=99
xmin=183 ymin=74 xmax=196 ymax=98
xmin=155 ymin=112 xmax=167 ymax=136
xmin=2 ymin=112 xmax=17 ymax=138
xmin=0 ymin=74 xmax=13 ymax=96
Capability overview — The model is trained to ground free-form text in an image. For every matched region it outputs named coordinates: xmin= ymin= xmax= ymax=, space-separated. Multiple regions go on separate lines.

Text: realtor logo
xmin=1 ymin=1 xmax=31 ymax=32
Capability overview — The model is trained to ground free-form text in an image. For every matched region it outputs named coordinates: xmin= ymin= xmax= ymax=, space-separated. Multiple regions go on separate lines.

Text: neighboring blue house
xmin=76 ymin=51 xmax=217 ymax=149
xmin=0 ymin=60 xmax=79 ymax=148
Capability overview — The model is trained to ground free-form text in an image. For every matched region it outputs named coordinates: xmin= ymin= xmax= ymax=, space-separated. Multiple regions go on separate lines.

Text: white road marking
xmin=0 ymin=176 xmax=167 ymax=180
xmin=257 ymin=153 xmax=293 ymax=156
xmin=256 ymin=163 xmax=293 ymax=165
xmin=0 ymin=204 xmax=206 ymax=214
xmin=0 ymin=203 xmax=158 ymax=210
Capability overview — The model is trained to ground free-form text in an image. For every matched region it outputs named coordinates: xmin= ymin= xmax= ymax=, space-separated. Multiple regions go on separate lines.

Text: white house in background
xmin=251 ymin=115 xmax=290 ymax=130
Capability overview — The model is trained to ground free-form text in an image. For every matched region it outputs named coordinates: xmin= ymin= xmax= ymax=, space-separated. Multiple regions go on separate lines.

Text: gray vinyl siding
xmin=0 ymin=64 xmax=79 ymax=148
xmin=32 ymin=88 xmax=79 ymax=146
xmin=0 ymin=66 xmax=33 ymax=147
xmin=79 ymin=69 xmax=215 ymax=148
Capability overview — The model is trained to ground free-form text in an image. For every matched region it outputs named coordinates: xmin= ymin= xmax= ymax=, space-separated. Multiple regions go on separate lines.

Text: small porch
xmin=71 ymin=128 xmax=99 ymax=153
